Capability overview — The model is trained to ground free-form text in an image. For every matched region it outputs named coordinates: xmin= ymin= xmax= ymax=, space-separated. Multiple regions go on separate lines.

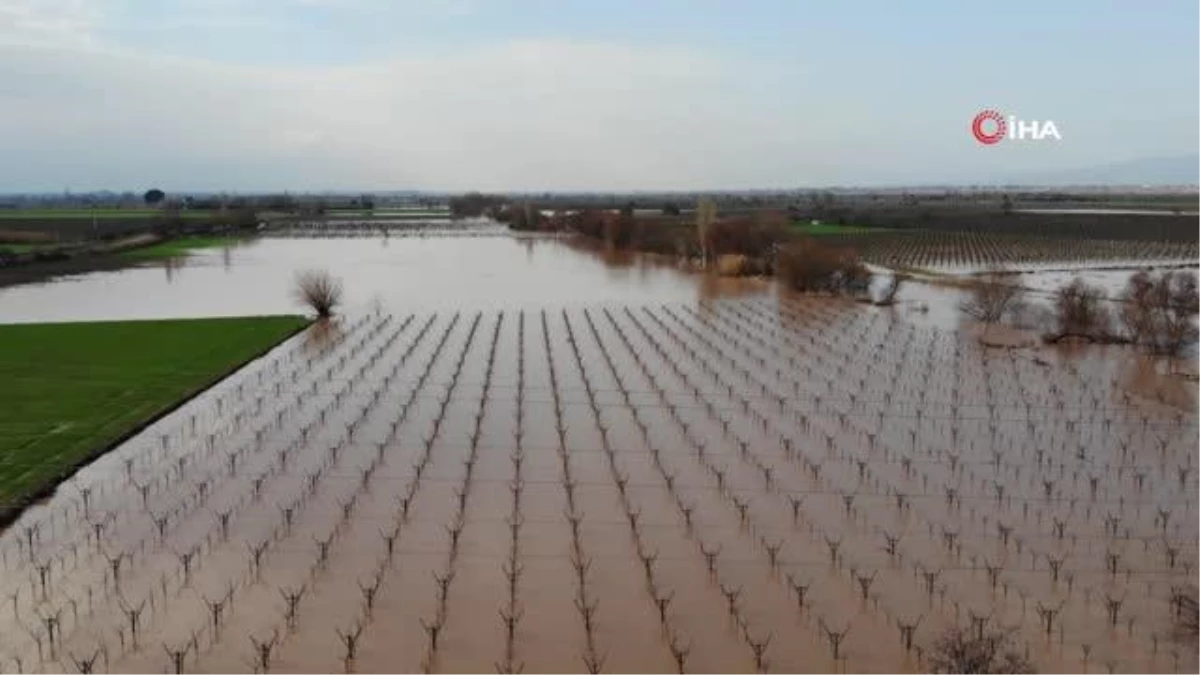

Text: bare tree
xmin=293 ymin=269 xmax=344 ymax=319
xmin=1172 ymin=585 xmax=1198 ymax=641
xmin=960 ymin=271 xmax=1023 ymax=330
xmin=695 ymin=197 xmax=717 ymax=269
xmin=775 ymin=238 xmax=868 ymax=294
xmin=1161 ymin=272 xmax=1200 ymax=356
xmin=1052 ymin=277 xmax=1110 ymax=340
xmin=927 ymin=625 xmax=1035 ymax=673
xmin=1119 ymin=270 xmax=1156 ymax=342
xmin=1121 ymin=270 xmax=1199 ymax=360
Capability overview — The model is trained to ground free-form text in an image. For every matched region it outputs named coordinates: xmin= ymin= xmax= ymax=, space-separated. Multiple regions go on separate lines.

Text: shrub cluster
xmin=775 ymin=237 xmax=870 ymax=293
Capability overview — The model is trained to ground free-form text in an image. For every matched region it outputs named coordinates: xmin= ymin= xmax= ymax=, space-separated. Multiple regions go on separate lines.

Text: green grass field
xmin=0 ymin=316 xmax=307 ymax=516
xmin=325 ymin=209 xmax=451 ymax=218
xmin=790 ymin=220 xmax=890 ymax=235
xmin=0 ymin=243 xmax=49 ymax=254
xmin=122 ymin=235 xmax=250 ymax=259
xmin=0 ymin=208 xmax=212 ymax=220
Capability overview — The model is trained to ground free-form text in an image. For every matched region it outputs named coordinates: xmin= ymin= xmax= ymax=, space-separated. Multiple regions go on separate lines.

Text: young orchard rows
xmin=0 ymin=299 xmax=1194 ymax=673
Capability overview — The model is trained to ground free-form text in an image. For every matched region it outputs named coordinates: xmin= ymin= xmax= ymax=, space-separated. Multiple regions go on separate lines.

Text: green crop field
xmin=0 ymin=243 xmax=48 ymax=254
xmin=0 ymin=208 xmax=212 ymax=220
xmin=122 ymin=235 xmax=251 ymax=259
xmin=0 ymin=316 xmax=307 ymax=518
xmin=790 ymin=220 xmax=892 ymax=235
xmin=325 ymin=209 xmax=451 ymax=218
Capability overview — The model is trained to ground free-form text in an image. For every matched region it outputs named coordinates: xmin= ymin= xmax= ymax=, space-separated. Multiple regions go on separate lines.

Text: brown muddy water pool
xmin=0 ymin=231 xmax=1166 ymax=334
xmin=0 ymin=234 xmax=766 ymax=323
xmin=0 ymin=233 xmax=1195 ymax=673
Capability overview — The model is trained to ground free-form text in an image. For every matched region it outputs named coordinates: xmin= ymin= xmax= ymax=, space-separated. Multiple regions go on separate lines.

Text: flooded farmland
xmin=0 ymin=231 xmax=1195 ymax=674
xmin=0 ymin=232 xmax=754 ymax=323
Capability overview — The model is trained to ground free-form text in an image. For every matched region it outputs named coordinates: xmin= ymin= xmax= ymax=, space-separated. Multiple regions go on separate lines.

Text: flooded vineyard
xmin=0 ymin=298 xmax=1196 ymax=673
xmin=826 ymin=231 xmax=1198 ymax=273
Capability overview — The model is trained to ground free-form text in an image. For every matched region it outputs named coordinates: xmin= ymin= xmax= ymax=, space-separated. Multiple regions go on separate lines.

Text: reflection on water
xmin=163 ymin=255 xmax=181 ymax=283
xmin=0 ymin=234 xmax=769 ymax=323
xmin=1122 ymin=350 xmax=1197 ymax=410
xmin=0 ymin=233 xmax=1193 ymax=673
xmin=302 ymin=317 xmax=345 ymax=353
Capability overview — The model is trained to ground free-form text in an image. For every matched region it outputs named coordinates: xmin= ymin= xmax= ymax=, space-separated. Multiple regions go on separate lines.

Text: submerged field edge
xmin=0 ymin=316 xmax=312 ymax=531
xmin=120 ymin=235 xmax=254 ymax=259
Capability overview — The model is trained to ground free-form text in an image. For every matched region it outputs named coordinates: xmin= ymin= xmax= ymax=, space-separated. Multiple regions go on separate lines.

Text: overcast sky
xmin=1 ymin=0 xmax=1196 ymax=192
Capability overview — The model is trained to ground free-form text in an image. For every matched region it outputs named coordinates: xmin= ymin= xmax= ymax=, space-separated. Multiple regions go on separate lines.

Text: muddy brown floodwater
xmin=0 ymin=232 xmax=1195 ymax=674
xmin=0 ymin=231 xmax=766 ymax=323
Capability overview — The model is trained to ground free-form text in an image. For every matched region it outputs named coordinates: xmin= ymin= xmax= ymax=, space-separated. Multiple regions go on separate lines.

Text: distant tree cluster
xmin=449 ymin=192 xmax=507 ymax=218
xmin=499 ymin=202 xmax=546 ymax=231
xmin=703 ymin=211 xmax=789 ymax=261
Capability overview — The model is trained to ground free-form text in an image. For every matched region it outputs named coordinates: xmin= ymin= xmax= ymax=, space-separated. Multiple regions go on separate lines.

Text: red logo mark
xmin=972 ymin=109 xmax=1006 ymax=145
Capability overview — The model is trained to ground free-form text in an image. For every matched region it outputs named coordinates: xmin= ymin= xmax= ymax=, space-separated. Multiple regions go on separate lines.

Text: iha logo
xmin=971 ymin=109 xmax=1061 ymax=145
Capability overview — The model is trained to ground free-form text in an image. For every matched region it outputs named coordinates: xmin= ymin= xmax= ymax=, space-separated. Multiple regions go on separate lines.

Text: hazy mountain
xmin=997 ymin=154 xmax=1199 ymax=187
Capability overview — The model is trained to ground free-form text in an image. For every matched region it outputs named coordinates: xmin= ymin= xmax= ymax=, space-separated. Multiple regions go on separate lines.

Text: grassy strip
xmin=0 ymin=315 xmax=308 ymax=523
xmin=0 ymin=209 xmax=213 ymax=220
xmin=0 ymin=243 xmax=50 ymax=254
xmin=323 ymin=211 xmax=452 ymax=219
xmin=121 ymin=235 xmax=249 ymax=259
xmin=790 ymin=221 xmax=894 ymax=235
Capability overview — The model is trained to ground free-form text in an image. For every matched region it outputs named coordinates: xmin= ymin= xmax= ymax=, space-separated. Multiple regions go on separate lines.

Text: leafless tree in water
xmin=1120 ymin=270 xmax=1199 ymax=364
xmin=1171 ymin=585 xmax=1198 ymax=641
xmin=927 ymin=625 xmax=1035 ymax=673
xmin=1051 ymin=277 xmax=1110 ymax=340
xmin=960 ymin=270 xmax=1023 ymax=333
xmin=293 ymin=269 xmax=344 ymax=319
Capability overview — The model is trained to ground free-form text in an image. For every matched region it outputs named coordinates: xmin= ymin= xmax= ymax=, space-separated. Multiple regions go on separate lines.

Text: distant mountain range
xmin=996 ymin=154 xmax=1199 ymax=187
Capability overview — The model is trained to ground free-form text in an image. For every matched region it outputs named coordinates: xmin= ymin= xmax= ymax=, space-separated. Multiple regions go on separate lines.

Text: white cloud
xmin=1 ymin=2 xmax=1195 ymax=190
xmin=0 ymin=38 xmax=802 ymax=190
xmin=0 ymin=0 xmax=101 ymax=48
xmin=3 ymin=7 xmax=1179 ymax=190
xmin=192 ymin=0 xmax=474 ymax=19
